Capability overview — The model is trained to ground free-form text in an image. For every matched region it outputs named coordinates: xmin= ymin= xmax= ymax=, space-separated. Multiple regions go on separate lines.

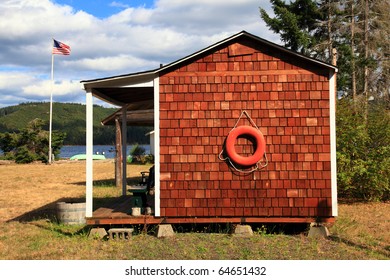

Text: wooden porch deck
xmin=86 ymin=196 xmax=161 ymax=226
xmin=86 ymin=196 xmax=335 ymax=226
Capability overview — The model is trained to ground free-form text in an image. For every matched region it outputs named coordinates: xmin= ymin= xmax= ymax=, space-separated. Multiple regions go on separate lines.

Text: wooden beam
xmin=86 ymin=216 xmax=336 ymax=226
xmin=121 ymin=106 xmax=127 ymax=196
xmin=115 ymin=117 xmax=122 ymax=189
xmin=85 ymin=91 xmax=93 ymax=217
xmin=101 ymin=109 xmax=154 ymax=126
xmin=153 ymin=76 xmax=160 ymax=217
xmin=91 ymin=88 xmax=126 ymax=107
xmin=330 ymin=69 xmax=338 ymax=217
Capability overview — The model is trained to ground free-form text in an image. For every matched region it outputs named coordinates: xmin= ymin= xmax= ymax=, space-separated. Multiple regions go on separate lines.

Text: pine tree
xmin=259 ymin=0 xmax=389 ymax=101
xmin=260 ymin=0 xmax=322 ymax=55
xmin=260 ymin=0 xmax=390 ymax=201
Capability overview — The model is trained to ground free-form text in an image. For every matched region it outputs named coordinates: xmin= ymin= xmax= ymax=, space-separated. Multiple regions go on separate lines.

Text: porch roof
xmin=81 ymin=70 xmax=156 ymax=106
xmin=101 ymin=108 xmax=154 ymax=126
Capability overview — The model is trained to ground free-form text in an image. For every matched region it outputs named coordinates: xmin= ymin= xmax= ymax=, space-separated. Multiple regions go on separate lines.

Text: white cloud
xmin=109 ymin=1 xmax=130 ymax=9
xmin=0 ymin=70 xmax=83 ymax=105
xmin=0 ymin=71 xmax=35 ymax=90
xmin=65 ymin=54 xmax=160 ymax=72
xmin=107 ymin=6 xmax=153 ymax=24
xmin=0 ymin=0 xmax=276 ymax=107
xmin=23 ymin=80 xmax=80 ymax=98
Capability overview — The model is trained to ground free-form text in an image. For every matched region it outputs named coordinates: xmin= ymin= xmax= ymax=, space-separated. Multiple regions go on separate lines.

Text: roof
xmin=81 ymin=30 xmax=338 ymax=106
xmin=157 ymin=30 xmax=337 ymax=74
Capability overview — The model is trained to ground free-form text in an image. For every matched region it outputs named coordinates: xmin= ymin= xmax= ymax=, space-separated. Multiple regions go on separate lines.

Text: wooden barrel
xmin=56 ymin=202 xmax=86 ymax=225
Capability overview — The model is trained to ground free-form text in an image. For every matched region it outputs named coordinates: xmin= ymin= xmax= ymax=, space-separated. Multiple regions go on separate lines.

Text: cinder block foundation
xmin=88 ymin=227 xmax=108 ymax=239
xmin=108 ymin=228 xmax=134 ymax=240
xmin=308 ymin=223 xmax=330 ymax=239
xmin=233 ymin=225 xmax=253 ymax=237
xmin=156 ymin=224 xmax=175 ymax=238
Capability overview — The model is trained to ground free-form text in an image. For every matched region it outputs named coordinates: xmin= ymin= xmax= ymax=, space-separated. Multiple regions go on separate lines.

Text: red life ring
xmin=225 ymin=126 xmax=265 ymax=166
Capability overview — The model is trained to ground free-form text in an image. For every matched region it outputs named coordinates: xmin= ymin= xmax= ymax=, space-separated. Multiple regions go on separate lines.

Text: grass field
xmin=0 ymin=160 xmax=389 ymax=260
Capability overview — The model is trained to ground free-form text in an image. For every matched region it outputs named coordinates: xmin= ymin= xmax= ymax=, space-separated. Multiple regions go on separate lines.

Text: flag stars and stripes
xmin=52 ymin=39 xmax=71 ymax=55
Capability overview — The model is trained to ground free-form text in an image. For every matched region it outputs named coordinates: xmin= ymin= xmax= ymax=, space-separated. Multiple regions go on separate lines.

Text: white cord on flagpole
xmin=49 ymin=51 xmax=54 ymax=164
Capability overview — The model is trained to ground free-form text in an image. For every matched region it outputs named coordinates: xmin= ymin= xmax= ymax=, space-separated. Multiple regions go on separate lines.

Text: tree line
xmin=0 ymin=102 xmax=152 ymax=145
xmin=0 ymin=103 xmax=153 ymax=163
xmin=260 ymin=0 xmax=389 ymax=201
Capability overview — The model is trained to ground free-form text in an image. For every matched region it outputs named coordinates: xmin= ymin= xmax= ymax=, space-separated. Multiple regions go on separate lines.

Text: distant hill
xmin=0 ymin=102 xmax=152 ymax=145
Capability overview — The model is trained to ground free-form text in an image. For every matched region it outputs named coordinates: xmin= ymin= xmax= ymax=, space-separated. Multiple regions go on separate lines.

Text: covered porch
xmin=81 ymin=70 xmax=161 ymax=219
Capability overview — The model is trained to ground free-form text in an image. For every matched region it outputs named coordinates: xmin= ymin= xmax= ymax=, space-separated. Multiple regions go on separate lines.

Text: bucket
xmin=56 ymin=201 xmax=86 ymax=225
xmin=132 ymin=207 xmax=141 ymax=216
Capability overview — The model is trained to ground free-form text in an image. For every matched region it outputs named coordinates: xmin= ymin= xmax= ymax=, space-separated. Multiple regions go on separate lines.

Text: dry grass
xmin=0 ymin=160 xmax=148 ymax=222
xmin=0 ymin=160 xmax=389 ymax=260
xmin=330 ymin=201 xmax=390 ymax=258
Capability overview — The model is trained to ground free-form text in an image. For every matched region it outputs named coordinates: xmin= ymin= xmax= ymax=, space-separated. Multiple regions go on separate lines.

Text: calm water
xmin=60 ymin=145 xmax=150 ymax=159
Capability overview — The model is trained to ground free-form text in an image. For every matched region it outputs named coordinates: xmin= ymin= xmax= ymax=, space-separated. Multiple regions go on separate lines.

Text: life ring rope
xmin=230 ymin=110 xmax=259 ymax=133
xmin=219 ymin=152 xmax=268 ymax=174
xmin=219 ymin=110 xmax=268 ymax=173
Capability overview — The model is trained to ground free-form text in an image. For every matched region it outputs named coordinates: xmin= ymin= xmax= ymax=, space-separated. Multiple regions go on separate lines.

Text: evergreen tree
xmin=260 ymin=0 xmax=322 ymax=55
xmin=260 ymin=0 xmax=389 ymax=101
xmin=0 ymin=118 xmax=66 ymax=163
xmin=260 ymin=0 xmax=390 ymax=201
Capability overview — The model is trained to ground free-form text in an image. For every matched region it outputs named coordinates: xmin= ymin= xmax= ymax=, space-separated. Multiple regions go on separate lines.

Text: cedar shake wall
xmin=158 ymin=39 xmax=332 ymax=218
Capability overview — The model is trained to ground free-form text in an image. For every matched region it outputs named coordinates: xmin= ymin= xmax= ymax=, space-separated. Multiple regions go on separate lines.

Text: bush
xmin=129 ymin=143 xmax=145 ymax=163
xmin=0 ymin=118 xmax=66 ymax=164
xmin=127 ymin=144 xmax=154 ymax=164
xmin=14 ymin=145 xmax=37 ymax=164
xmin=336 ymin=99 xmax=390 ymax=201
xmin=144 ymin=154 xmax=154 ymax=164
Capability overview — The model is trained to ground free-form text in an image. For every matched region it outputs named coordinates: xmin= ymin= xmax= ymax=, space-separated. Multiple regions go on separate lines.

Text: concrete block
xmin=308 ymin=223 xmax=330 ymax=239
xmin=88 ymin=227 xmax=108 ymax=239
xmin=156 ymin=224 xmax=175 ymax=238
xmin=233 ymin=225 xmax=253 ymax=237
xmin=108 ymin=228 xmax=134 ymax=240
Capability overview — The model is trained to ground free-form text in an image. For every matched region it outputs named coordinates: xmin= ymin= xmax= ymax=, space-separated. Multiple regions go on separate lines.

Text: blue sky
xmin=54 ymin=0 xmax=155 ymax=18
xmin=0 ymin=0 xmax=276 ymax=108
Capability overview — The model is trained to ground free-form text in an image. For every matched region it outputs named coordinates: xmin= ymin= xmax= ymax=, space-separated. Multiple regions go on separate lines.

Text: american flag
xmin=52 ymin=39 xmax=71 ymax=55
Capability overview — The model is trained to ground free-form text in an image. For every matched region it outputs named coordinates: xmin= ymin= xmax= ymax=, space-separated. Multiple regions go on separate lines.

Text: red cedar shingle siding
xmin=159 ymin=38 xmax=332 ymax=218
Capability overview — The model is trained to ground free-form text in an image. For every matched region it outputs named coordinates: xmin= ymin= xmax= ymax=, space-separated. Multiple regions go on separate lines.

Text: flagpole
xmin=49 ymin=48 xmax=54 ymax=164
xmin=49 ymin=38 xmax=70 ymax=163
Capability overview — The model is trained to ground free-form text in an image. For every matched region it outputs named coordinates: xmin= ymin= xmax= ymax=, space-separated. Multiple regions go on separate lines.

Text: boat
xmin=69 ymin=154 xmax=106 ymax=161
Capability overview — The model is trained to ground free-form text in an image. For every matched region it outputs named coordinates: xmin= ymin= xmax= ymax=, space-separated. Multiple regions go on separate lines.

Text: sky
xmin=0 ymin=0 xmax=278 ymax=108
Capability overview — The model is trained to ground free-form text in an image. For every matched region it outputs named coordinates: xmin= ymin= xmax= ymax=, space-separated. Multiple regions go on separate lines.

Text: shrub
xmin=129 ymin=143 xmax=145 ymax=163
xmin=336 ymin=99 xmax=390 ymax=201
xmin=144 ymin=154 xmax=154 ymax=164
xmin=14 ymin=145 xmax=37 ymax=164
xmin=0 ymin=118 xmax=66 ymax=163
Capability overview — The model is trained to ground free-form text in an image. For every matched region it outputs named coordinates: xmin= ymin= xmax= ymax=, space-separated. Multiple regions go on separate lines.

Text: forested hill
xmin=0 ymin=102 xmax=152 ymax=145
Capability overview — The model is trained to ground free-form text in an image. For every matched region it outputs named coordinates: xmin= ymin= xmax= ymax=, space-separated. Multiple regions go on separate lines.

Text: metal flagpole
xmin=49 ymin=47 xmax=54 ymax=164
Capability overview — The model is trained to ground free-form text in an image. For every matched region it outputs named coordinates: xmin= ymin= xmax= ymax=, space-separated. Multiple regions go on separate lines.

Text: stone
xmin=88 ymin=227 xmax=108 ymax=239
xmin=308 ymin=223 xmax=330 ymax=239
xmin=156 ymin=224 xmax=175 ymax=238
xmin=233 ymin=225 xmax=253 ymax=237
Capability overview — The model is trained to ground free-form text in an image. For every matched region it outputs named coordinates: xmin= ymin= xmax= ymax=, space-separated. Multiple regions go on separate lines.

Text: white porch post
xmin=153 ymin=76 xmax=160 ymax=216
xmin=329 ymin=70 xmax=338 ymax=217
xmin=86 ymin=91 xmax=94 ymax=217
xmin=121 ymin=106 xmax=127 ymax=195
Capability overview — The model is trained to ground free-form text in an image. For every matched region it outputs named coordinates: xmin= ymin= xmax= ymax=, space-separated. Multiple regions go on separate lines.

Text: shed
xmin=81 ymin=30 xmax=337 ymax=226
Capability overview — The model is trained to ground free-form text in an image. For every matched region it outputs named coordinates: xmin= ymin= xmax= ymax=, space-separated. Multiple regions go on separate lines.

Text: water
xmin=0 ymin=145 xmax=150 ymax=158
xmin=60 ymin=145 xmax=150 ymax=159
